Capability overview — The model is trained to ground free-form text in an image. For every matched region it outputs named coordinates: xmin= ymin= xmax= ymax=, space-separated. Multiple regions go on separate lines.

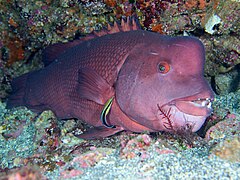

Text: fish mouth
xmin=167 ymin=92 xmax=214 ymax=116
xmin=157 ymin=105 xmax=209 ymax=132
xmin=157 ymin=92 xmax=214 ymax=132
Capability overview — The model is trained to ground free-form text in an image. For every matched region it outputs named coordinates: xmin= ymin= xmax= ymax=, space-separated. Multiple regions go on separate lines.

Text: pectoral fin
xmin=75 ymin=126 xmax=124 ymax=140
xmin=77 ymin=68 xmax=114 ymax=105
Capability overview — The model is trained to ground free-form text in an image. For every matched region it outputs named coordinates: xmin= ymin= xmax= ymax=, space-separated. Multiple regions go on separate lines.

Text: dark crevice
xmin=210 ymin=76 xmax=218 ymax=95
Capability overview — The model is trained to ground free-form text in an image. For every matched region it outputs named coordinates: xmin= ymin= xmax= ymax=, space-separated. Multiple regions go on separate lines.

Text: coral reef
xmin=205 ymin=113 xmax=239 ymax=141
xmin=120 ymin=134 xmax=152 ymax=159
xmin=0 ymin=165 xmax=46 ymax=180
xmin=211 ymin=136 xmax=240 ymax=162
xmin=0 ymin=0 xmax=239 ymax=179
xmin=0 ymin=103 xmax=239 ymax=179
xmin=201 ymin=0 xmax=240 ymax=95
xmin=0 ymin=0 xmax=112 ymax=98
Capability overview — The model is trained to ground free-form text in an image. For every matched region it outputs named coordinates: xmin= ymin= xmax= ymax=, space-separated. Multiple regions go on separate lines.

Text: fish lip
xmin=166 ymin=91 xmax=214 ymax=105
xmin=173 ymin=91 xmax=214 ymax=102
xmin=163 ymin=92 xmax=214 ymax=116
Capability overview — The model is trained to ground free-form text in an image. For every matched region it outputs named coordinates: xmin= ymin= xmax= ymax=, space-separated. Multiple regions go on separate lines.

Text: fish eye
xmin=158 ymin=62 xmax=170 ymax=74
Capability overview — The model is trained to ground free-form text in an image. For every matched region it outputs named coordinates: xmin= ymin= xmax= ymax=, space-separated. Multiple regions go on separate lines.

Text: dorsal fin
xmin=93 ymin=16 xmax=141 ymax=37
xmin=42 ymin=40 xmax=82 ymax=66
xmin=42 ymin=17 xmax=141 ymax=66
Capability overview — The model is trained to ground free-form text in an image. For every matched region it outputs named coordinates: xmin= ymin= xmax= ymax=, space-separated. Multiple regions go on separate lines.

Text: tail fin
xmin=7 ymin=73 xmax=28 ymax=108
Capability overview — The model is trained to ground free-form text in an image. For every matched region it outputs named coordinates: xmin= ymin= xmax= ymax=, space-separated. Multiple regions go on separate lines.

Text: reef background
xmin=0 ymin=0 xmax=239 ymax=179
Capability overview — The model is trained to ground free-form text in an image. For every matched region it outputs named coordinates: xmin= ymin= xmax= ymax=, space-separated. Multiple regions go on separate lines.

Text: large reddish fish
xmin=7 ymin=19 xmax=214 ymax=139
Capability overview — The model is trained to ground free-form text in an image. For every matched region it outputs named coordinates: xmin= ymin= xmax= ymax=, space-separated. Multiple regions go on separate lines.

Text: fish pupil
xmin=158 ymin=62 xmax=170 ymax=73
xmin=159 ymin=65 xmax=165 ymax=72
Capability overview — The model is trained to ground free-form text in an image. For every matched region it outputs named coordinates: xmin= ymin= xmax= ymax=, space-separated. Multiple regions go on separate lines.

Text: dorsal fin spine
xmin=94 ymin=16 xmax=141 ymax=38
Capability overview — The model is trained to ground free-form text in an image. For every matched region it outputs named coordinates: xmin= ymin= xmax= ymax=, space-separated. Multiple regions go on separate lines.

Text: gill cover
xmin=115 ymin=45 xmax=165 ymax=130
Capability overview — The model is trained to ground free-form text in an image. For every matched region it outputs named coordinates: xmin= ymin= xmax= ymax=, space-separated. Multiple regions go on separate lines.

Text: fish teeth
xmin=192 ymin=98 xmax=213 ymax=108
xmin=201 ymin=101 xmax=207 ymax=106
xmin=207 ymin=101 xmax=212 ymax=109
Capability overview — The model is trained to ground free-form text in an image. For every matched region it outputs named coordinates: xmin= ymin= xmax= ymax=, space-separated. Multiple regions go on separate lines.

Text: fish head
xmin=115 ymin=35 xmax=214 ymax=133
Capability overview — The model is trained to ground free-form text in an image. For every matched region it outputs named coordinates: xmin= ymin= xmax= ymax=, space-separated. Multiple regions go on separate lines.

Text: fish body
xmin=7 ymin=20 xmax=214 ymax=139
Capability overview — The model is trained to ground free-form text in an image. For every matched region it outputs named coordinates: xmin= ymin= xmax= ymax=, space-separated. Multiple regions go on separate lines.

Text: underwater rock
xmin=204 ymin=14 xmax=221 ymax=34
xmin=205 ymin=114 xmax=240 ymax=141
xmin=120 ymin=134 xmax=152 ymax=159
xmin=215 ymin=69 xmax=240 ymax=94
xmin=211 ymin=136 xmax=240 ymax=162
xmin=0 ymin=165 xmax=46 ymax=180
xmin=205 ymin=112 xmax=240 ymax=162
